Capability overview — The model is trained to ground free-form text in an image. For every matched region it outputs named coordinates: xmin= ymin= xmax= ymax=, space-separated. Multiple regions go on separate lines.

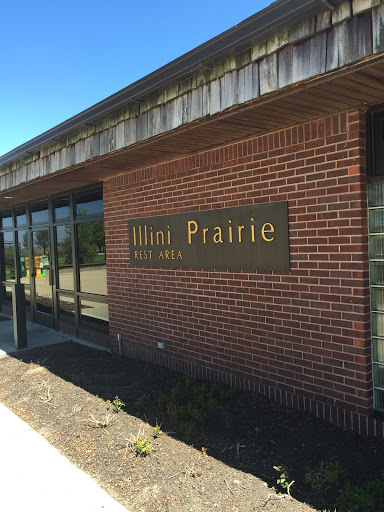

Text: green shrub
xmin=335 ymin=483 xmax=373 ymax=512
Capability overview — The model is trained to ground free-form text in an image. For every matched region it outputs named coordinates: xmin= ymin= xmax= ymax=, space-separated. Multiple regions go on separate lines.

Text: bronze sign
xmin=128 ymin=201 xmax=289 ymax=271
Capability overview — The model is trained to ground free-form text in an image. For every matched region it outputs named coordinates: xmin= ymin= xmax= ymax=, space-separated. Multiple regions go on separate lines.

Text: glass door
xmin=31 ymin=229 xmax=54 ymax=328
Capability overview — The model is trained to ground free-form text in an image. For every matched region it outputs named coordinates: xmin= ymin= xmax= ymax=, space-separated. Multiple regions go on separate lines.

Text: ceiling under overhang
xmin=1 ymin=53 xmax=384 ymax=208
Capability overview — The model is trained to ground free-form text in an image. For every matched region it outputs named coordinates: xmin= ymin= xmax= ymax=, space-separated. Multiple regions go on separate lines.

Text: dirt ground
xmin=0 ymin=339 xmax=384 ymax=512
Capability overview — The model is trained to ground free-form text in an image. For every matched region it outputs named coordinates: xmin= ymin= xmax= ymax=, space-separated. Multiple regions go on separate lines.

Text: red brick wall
xmin=104 ymin=109 xmax=379 ymax=436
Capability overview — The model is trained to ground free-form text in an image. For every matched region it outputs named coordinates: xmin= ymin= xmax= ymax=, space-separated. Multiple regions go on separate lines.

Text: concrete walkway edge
xmin=0 ymin=401 xmax=129 ymax=512
xmin=0 ymin=316 xmax=128 ymax=512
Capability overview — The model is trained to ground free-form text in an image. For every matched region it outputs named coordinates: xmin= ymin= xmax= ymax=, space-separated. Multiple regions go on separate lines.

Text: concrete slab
xmin=0 ymin=402 xmax=128 ymax=512
xmin=0 ymin=316 xmax=68 ymax=356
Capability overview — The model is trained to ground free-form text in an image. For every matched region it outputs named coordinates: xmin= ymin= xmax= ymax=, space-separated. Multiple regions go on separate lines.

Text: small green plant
xmin=247 ymin=426 xmax=262 ymax=438
xmin=178 ymin=402 xmax=205 ymax=422
xmin=135 ymin=437 xmax=152 ymax=457
xmin=153 ymin=424 xmax=163 ymax=438
xmin=134 ymin=395 xmax=145 ymax=410
xmin=126 ymin=427 xmax=157 ymax=458
xmin=158 ymin=378 xmax=235 ymax=438
xmin=180 ymin=421 xmax=198 ymax=441
xmin=107 ymin=395 xmax=125 ymax=413
xmin=364 ymin=479 xmax=384 ymax=499
xmin=185 ymin=376 xmax=197 ymax=387
xmin=305 ymin=460 xmax=347 ymax=491
xmin=157 ymin=392 xmax=167 ymax=410
xmin=273 ymin=465 xmax=294 ymax=495
xmin=335 ymin=483 xmax=373 ymax=512
xmin=334 ymin=480 xmax=384 ymax=512
xmin=220 ymin=388 xmax=235 ymax=400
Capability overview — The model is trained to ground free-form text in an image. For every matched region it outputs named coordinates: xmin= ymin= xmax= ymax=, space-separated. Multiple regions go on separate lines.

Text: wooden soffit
xmin=2 ymin=53 xmax=384 ymax=207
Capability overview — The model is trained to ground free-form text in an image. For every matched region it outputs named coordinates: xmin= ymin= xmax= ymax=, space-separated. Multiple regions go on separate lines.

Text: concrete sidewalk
xmin=0 ymin=316 xmax=128 ymax=512
xmin=0 ymin=403 xmax=128 ymax=512
xmin=0 ymin=316 xmax=68 ymax=356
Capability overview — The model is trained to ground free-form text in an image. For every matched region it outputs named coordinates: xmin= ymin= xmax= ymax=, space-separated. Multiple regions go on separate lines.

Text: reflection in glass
xmin=75 ymin=188 xmax=103 ymax=218
xmin=16 ymin=211 xmax=27 ymax=227
xmin=25 ymin=287 xmax=31 ymax=311
xmin=4 ymin=284 xmax=12 ymax=301
xmin=77 ymin=221 xmax=107 ymax=295
xmin=1 ymin=215 xmax=13 ymax=228
xmin=58 ymin=294 xmax=75 ymax=322
xmin=80 ymin=298 xmax=109 ymax=328
xmin=33 ymin=230 xmax=52 ymax=314
xmin=54 ymin=196 xmax=70 ymax=221
xmin=56 ymin=225 xmax=74 ymax=290
xmin=0 ymin=187 xmax=107 ymax=334
xmin=31 ymin=203 xmax=49 ymax=224
xmin=17 ymin=230 xmax=29 ymax=285
xmin=0 ymin=232 xmax=16 ymax=281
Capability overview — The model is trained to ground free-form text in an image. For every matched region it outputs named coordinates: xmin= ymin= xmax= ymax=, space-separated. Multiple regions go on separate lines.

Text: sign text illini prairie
xmin=128 ymin=201 xmax=289 ymax=271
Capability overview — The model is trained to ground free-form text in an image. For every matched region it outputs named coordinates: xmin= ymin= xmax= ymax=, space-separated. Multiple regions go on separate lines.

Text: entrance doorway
xmin=0 ymin=184 xmax=108 ymax=336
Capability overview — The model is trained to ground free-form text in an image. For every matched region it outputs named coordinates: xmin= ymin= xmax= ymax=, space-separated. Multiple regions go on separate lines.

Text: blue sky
xmin=0 ymin=0 xmax=272 ymax=157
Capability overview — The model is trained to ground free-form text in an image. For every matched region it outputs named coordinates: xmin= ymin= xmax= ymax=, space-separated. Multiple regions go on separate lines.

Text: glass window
xmin=32 ymin=230 xmax=52 ymax=314
xmin=31 ymin=203 xmax=49 ymax=224
xmin=58 ymin=294 xmax=75 ymax=322
xmin=25 ymin=287 xmax=31 ymax=311
xmin=80 ymin=298 xmax=108 ymax=328
xmin=2 ymin=284 xmax=12 ymax=302
xmin=77 ymin=220 xmax=107 ymax=295
xmin=0 ymin=232 xmax=16 ymax=282
xmin=372 ymin=288 xmax=384 ymax=311
xmin=54 ymin=196 xmax=71 ymax=222
xmin=56 ymin=225 xmax=74 ymax=290
xmin=373 ymin=115 xmax=384 ymax=177
xmin=15 ymin=209 xmax=27 ymax=227
xmin=369 ymin=208 xmax=384 ymax=233
xmin=368 ymin=182 xmax=384 ymax=413
xmin=0 ymin=185 xmax=108 ymax=335
xmin=370 ymin=262 xmax=384 ymax=285
xmin=372 ymin=312 xmax=384 ymax=337
xmin=17 ymin=230 xmax=29 ymax=285
xmin=373 ymin=338 xmax=384 ymax=363
xmin=1 ymin=214 xmax=13 ymax=229
xmin=75 ymin=188 xmax=103 ymax=218
xmin=375 ymin=389 xmax=384 ymax=412
xmin=370 ymin=235 xmax=384 ymax=259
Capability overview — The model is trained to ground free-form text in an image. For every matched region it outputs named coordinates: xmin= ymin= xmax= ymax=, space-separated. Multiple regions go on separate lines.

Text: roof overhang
xmin=1 ymin=51 xmax=383 ymax=207
xmin=0 ymin=0 xmax=343 ymax=169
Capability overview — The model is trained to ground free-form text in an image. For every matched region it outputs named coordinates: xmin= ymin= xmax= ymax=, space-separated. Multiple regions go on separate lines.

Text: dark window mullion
xmin=77 ymin=292 xmax=108 ymax=303
xmin=70 ymin=192 xmax=80 ymax=335
xmin=48 ymin=196 xmax=58 ymax=324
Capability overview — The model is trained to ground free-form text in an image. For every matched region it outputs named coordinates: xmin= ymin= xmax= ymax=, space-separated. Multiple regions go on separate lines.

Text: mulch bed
xmin=0 ymin=341 xmax=383 ymax=512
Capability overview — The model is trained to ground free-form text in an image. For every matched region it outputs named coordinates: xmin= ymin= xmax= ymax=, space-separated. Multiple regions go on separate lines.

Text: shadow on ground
xmin=4 ymin=340 xmax=384 ymax=511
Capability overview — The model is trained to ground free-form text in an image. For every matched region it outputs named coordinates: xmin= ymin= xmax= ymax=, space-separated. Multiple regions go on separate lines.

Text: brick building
xmin=1 ymin=0 xmax=384 ymax=436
